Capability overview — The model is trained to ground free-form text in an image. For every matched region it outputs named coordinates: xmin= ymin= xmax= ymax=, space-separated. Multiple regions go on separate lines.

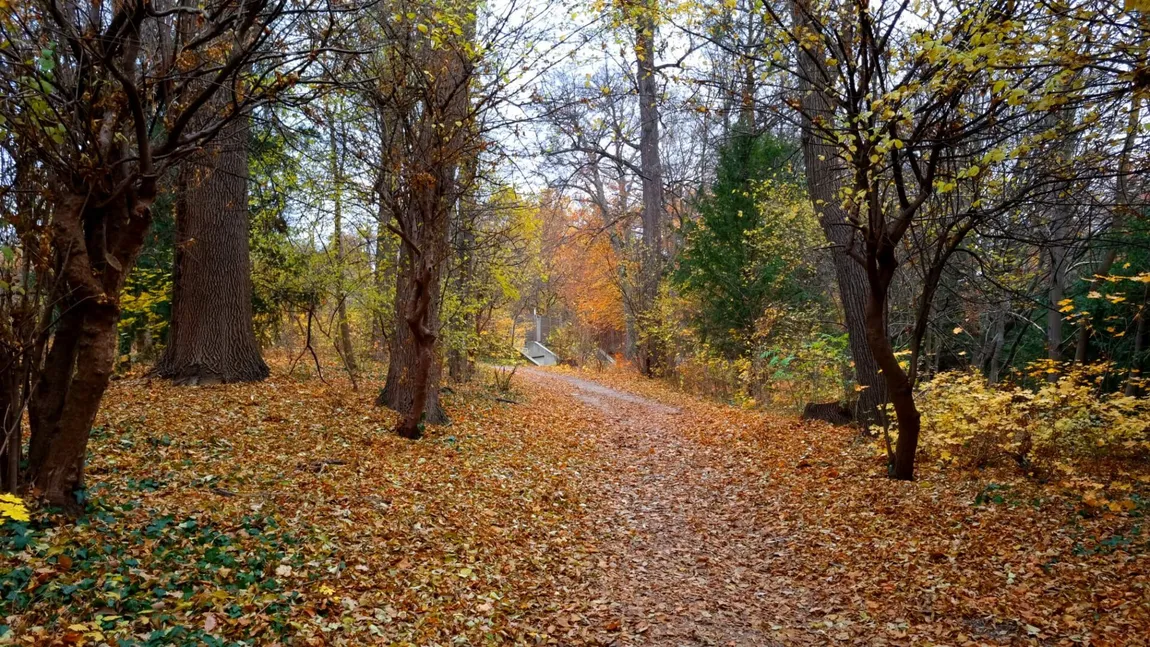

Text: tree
xmin=676 ymin=127 xmax=810 ymax=358
xmin=0 ymin=0 xmax=325 ymax=505
xmin=788 ymin=0 xmax=889 ymax=427
xmin=366 ymin=0 xmax=478 ymax=437
xmin=771 ymin=0 xmax=1100 ymax=478
xmin=609 ymin=0 xmax=671 ymax=375
xmin=326 ymin=103 xmax=358 ymax=376
xmin=153 ymin=111 xmax=270 ymax=385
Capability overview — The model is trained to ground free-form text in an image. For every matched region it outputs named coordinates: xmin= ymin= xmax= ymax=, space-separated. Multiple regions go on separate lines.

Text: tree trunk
xmin=1126 ymin=284 xmax=1149 ymax=396
xmin=0 ymin=353 xmax=22 ymax=493
xmin=1041 ymin=107 xmax=1079 ymax=370
xmin=27 ymin=301 xmax=119 ymax=508
xmin=378 ymin=233 xmax=448 ymax=425
xmin=27 ymin=191 xmax=152 ymax=510
xmin=154 ymin=115 xmax=269 ymax=385
xmin=394 ymin=260 xmax=438 ymax=439
xmin=375 ymin=5 xmax=473 ymax=432
xmin=372 ymin=182 xmax=395 ymax=360
xmin=1075 ymin=97 xmax=1141 ymax=362
xmin=864 ymin=246 xmax=921 ymax=480
xmin=448 ymin=149 xmax=479 ymax=383
xmin=792 ymin=0 xmax=888 ymax=426
xmin=1046 ymin=245 xmax=1067 ymax=364
xmin=330 ymin=116 xmax=357 ymax=374
xmin=981 ymin=305 xmax=1007 ymax=383
xmin=633 ymin=2 xmax=666 ymax=376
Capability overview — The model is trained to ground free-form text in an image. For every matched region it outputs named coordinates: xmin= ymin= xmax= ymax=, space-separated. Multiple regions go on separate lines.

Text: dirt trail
xmin=524 ymin=368 xmax=803 ymax=647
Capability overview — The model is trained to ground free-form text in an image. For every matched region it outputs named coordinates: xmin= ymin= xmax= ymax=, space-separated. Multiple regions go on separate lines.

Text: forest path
xmin=522 ymin=367 xmax=805 ymax=647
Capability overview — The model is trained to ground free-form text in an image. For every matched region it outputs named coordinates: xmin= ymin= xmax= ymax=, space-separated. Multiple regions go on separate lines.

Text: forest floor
xmin=2 ymin=360 xmax=1148 ymax=646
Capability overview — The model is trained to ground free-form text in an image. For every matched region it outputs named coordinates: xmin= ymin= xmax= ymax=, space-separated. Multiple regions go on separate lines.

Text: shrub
xmin=918 ymin=364 xmax=1150 ymax=472
xmin=671 ymin=329 xmax=849 ymax=413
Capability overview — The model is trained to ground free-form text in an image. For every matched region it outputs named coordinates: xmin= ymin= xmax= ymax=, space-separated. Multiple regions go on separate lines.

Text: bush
xmin=671 ymin=328 xmax=849 ymax=413
xmin=918 ymin=364 xmax=1150 ymax=472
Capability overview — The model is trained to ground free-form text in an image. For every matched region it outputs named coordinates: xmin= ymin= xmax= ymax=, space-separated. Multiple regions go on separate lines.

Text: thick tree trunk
xmin=792 ymin=0 xmax=888 ymax=426
xmin=376 ymin=6 xmax=473 ymax=432
xmin=634 ymin=4 xmax=666 ymax=376
xmin=154 ymin=115 xmax=269 ymax=385
xmin=27 ymin=302 xmax=119 ymax=507
xmin=394 ymin=261 xmax=438 ymax=439
xmin=27 ymin=192 xmax=152 ymax=509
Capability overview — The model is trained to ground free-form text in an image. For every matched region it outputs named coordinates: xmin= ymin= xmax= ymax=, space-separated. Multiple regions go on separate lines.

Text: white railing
xmin=521 ymin=340 xmax=559 ymax=366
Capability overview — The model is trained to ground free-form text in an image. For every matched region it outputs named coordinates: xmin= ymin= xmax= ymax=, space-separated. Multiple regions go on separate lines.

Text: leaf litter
xmin=2 ymin=361 xmax=1147 ymax=646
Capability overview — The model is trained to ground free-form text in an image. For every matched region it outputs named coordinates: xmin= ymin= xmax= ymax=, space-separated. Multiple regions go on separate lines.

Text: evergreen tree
xmin=676 ymin=128 xmax=809 ymax=358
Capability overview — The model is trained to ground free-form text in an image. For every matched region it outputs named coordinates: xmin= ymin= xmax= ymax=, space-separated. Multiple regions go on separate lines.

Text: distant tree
xmin=623 ymin=0 xmax=670 ymax=376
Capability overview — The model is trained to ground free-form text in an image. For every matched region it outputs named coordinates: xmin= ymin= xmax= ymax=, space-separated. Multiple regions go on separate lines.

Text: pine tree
xmin=676 ymin=128 xmax=806 ymax=358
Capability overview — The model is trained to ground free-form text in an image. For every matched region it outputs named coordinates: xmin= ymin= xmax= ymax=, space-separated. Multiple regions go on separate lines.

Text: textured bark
xmin=154 ymin=115 xmax=269 ymax=385
xmin=376 ymin=8 xmax=475 ymax=432
xmin=28 ymin=301 xmax=118 ymax=507
xmin=28 ymin=191 xmax=152 ymax=509
xmin=792 ymin=0 xmax=887 ymax=426
xmin=393 ymin=259 xmax=438 ymax=439
xmin=379 ymin=249 xmax=447 ymax=425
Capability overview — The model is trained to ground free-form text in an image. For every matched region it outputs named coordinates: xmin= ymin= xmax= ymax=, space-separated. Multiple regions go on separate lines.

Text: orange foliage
xmin=535 ymin=198 xmax=626 ymax=340
xmin=554 ymin=224 xmax=625 ymax=336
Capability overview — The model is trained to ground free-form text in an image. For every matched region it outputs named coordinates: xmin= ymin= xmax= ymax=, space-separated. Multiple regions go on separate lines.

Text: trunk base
xmin=376 ymin=385 xmax=449 ymax=425
xmin=801 ymin=401 xmax=854 ymax=426
xmin=153 ymin=361 xmax=269 ymax=386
